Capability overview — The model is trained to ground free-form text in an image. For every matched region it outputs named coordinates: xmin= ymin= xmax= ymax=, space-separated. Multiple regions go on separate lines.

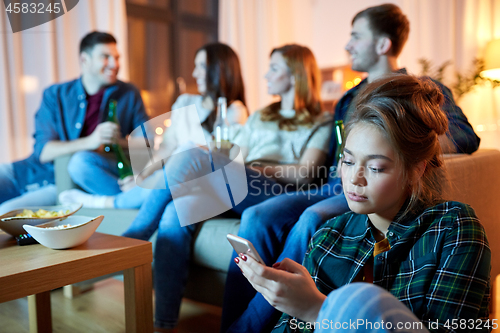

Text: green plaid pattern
xmin=272 ymin=201 xmax=491 ymax=333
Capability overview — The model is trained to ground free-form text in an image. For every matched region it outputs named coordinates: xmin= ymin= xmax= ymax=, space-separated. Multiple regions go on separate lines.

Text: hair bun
xmin=418 ymin=78 xmax=448 ymax=136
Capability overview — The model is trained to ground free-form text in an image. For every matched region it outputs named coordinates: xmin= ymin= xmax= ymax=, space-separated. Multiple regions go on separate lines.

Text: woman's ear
xmin=376 ymin=37 xmax=392 ymax=55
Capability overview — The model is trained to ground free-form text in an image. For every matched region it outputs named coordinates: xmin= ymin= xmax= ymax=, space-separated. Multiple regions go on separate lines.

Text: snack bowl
xmin=0 ymin=203 xmax=83 ymax=236
xmin=23 ymin=215 xmax=104 ymax=249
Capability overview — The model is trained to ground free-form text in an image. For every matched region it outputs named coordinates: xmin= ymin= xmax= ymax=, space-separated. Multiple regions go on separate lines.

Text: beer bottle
xmin=103 ymin=100 xmax=134 ymax=179
xmin=213 ymin=97 xmax=230 ymax=151
xmin=334 ymin=120 xmax=345 ymax=163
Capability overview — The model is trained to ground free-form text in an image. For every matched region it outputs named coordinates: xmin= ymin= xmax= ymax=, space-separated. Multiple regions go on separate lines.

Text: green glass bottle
xmin=103 ymin=100 xmax=117 ymax=153
xmin=334 ymin=120 xmax=345 ymax=163
xmin=103 ymin=100 xmax=134 ymax=179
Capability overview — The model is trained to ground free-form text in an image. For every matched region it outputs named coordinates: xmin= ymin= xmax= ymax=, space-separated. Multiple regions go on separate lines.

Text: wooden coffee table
xmin=0 ymin=231 xmax=153 ymax=333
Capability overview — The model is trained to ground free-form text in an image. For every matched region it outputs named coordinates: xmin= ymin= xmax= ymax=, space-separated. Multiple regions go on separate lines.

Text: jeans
xmin=313 ymin=283 xmax=428 ymax=333
xmin=0 ymin=163 xmax=20 ymax=204
xmin=67 ymin=151 xmax=120 ymax=195
xmin=113 ymin=169 xmax=165 ymax=209
xmin=122 ymin=147 xmax=286 ymax=329
xmin=221 ymin=180 xmax=349 ymax=333
xmin=113 ymin=185 xmax=153 ymax=209
xmin=0 ymin=163 xmax=57 ymax=215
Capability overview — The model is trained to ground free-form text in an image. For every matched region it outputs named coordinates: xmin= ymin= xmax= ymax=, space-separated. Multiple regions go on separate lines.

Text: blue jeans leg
xmin=113 ymin=186 xmax=153 ymax=209
xmin=153 ymin=201 xmax=198 ymax=329
xmin=113 ymin=169 xmax=165 ymax=209
xmin=231 ymin=166 xmax=280 ymax=215
xmin=315 ymin=283 xmax=428 ymax=333
xmin=0 ymin=163 xmax=21 ymax=205
xmin=122 ymin=187 xmax=172 ymax=240
xmin=67 ymin=151 xmax=120 ymax=195
xmin=276 ymin=193 xmax=349 ymax=264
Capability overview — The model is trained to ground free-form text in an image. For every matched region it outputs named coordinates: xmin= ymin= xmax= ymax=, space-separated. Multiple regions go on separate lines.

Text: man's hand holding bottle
xmin=86 ymin=121 xmax=121 ymax=151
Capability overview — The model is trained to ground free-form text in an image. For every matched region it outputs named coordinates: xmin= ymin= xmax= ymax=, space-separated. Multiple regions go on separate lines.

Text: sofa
xmin=55 ymin=149 xmax=500 ymax=318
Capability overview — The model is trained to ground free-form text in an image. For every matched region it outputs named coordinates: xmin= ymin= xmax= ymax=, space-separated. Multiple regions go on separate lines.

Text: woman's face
xmin=192 ymin=50 xmax=207 ymax=94
xmin=341 ymin=122 xmax=408 ymax=222
xmin=264 ymin=52 xmax=294 ymax=96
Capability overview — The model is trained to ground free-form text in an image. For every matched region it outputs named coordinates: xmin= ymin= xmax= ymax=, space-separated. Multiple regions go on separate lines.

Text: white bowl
xmin=23 ymin=215 xmax=104 ymax=250
xmin=0 ymin=203 xmax=83 ymax=237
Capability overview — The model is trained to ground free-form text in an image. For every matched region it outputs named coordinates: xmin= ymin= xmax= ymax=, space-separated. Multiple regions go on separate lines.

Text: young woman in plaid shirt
xmin=235 ymin=74 xmax=491 ymax=333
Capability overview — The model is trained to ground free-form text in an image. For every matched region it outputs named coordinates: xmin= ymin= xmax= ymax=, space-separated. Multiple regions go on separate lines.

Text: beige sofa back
xmin=442 ymin=150 xmax=500 ymax=278
xmin=442 ymin=149 xmax=500 ymax=319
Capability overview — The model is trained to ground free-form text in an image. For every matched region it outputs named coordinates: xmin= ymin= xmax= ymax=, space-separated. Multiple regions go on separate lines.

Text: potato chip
xmin=15 ymin=209 xmax=70 ymax=218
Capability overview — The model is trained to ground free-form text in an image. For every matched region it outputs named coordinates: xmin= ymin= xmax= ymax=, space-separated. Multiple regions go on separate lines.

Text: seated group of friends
xmin=0 ymin=3 xmax=491 ymax=333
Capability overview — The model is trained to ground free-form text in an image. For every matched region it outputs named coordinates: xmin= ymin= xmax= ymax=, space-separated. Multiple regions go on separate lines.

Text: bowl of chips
xmin=0 ymin=203 xmax=83 ymax=236
xmin=23 ymin=215 xmax=104 ymax=249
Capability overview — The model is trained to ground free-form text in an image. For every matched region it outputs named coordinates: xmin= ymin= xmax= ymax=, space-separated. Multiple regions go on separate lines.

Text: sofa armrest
xmin=54 ymin=154 xmax=79 ymax=196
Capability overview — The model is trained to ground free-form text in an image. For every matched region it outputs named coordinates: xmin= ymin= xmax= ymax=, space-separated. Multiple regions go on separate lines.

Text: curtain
xmin=219 ymin=0 xmax=315 ymax=114
xmin=219 ymin=0 xmax=500 ymax=150
xmin=0 ymin=0 xmax=128 ymax=164
xmin=451 ymin=0 xmax=500 ymax=150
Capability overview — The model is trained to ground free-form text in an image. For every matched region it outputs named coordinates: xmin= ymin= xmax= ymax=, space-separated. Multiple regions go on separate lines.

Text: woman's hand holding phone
xmin=227 ymin=234 xmax=326 ymax=322
xmin=235 ymin=256 xmax=327 ymax=323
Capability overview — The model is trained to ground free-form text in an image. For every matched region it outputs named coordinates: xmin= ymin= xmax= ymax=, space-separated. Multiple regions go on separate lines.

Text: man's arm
xmin=438 ymin=82 xmax=480 ymax=154
xmin=39 ymin=121 xmax=120 ymax=163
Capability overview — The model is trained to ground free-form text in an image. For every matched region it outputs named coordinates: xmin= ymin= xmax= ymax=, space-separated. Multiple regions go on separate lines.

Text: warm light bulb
xmin=345 ymin=81 xmax=354 ymax=89
xmin=353 ymin=77 xmax=361 ymax=85
xmin=164 ymin=119 xmax=172 ymax=127
xmin=481 ymin=68 xmax=500 ymax=80
xmin=156 ymin=127 xmax=164 ymax=135
xmin=481 ymin=39 xmax=500 ymax=80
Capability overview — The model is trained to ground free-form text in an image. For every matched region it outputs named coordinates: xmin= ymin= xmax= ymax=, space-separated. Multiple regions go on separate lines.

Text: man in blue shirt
xmin=221 ymin=4 xmax=481 ymax=333
xmin=0 ymin=31 xmax=148 ymax=214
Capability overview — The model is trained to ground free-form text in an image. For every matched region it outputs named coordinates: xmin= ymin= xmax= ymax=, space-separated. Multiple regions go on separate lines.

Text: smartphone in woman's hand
xmin=227 ymin=234 xmax=264 ymax=264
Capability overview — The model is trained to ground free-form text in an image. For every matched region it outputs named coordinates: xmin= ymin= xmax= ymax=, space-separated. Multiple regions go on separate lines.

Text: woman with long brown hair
xmin=233 ymin=44 xmax=327 ymax=186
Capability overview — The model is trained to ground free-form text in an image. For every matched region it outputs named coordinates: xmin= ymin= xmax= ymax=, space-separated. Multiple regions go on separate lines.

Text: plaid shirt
xmin=272 ymin=201 xmax=491 ymax=333
xmin=324 ymin=70 xmax=480 ymax=178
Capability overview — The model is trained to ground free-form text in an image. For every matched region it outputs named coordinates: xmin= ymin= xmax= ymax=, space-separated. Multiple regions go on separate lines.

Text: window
xmin=126 ymin=0 xmax=218 ymax=117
